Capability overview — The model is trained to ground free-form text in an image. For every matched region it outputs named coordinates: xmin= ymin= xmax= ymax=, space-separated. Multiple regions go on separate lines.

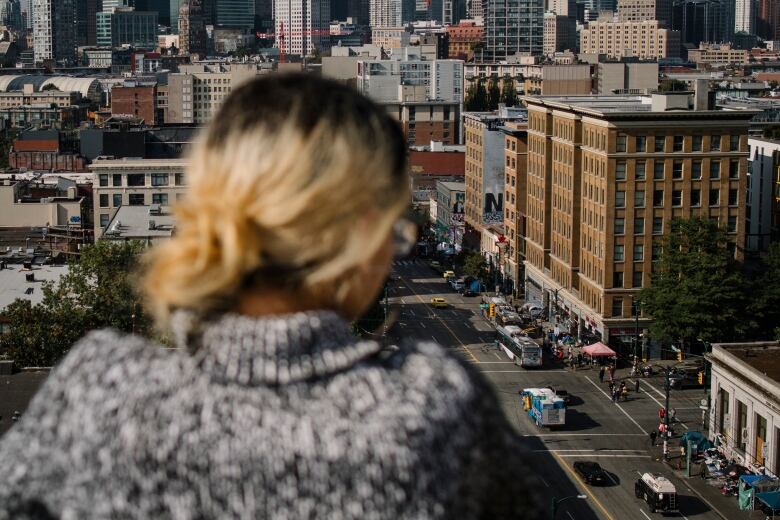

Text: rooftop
xmin=715 ymin=342 xmax=780 ymax=384
xmin=103 ymin=205 xmax=175 ymax=240
xmin=437 ymin=180 xmax=465 ymax=191
xmin=89 ymin=157 xmax=188 ymax=169
xmin=0 ymin=371 xmax=49 ymax=437
xmin=0 ymin=263 xmax=69 ymax=311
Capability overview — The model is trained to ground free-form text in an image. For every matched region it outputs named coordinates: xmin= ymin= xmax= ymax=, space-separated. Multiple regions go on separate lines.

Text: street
xmin=386 ymin=259 xmax=751 ymax=520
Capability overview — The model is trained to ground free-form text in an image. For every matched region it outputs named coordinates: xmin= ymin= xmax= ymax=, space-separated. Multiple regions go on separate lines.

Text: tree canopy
xmin=500 ymin=75 xmax=518 ymax=107
xmin=464 ymin=78 xmax=488 ymax=111
xmin=487 ymin=75 xmax=501 ymax=110
xmin=639 ymin=217 xmax=748 ymax=345
xmin=462 ymin=252 xmax=488 ymax=284
xmin=0 ymin=241 xmax=152 ymax=367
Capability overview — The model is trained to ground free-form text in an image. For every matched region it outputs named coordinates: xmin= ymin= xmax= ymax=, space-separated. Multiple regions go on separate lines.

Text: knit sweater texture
xmin=0 ymin=310 xmax=542 ymax=519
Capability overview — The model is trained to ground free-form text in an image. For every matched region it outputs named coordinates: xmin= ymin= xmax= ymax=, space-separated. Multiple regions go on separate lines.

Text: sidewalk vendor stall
xmin=582 ymin=342 xmax=617 ymax=364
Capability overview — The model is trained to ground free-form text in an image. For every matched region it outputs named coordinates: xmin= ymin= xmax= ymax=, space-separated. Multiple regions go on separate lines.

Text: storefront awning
xmin=582 ymin=342 xmax=616 ymax=357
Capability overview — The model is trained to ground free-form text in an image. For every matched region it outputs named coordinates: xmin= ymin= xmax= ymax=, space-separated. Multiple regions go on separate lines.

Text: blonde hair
xmin=143 ymin=74 xmax=409 ymax=324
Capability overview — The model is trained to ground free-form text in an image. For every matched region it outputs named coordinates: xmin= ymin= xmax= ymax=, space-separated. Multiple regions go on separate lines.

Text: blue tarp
xmin=757 ymin=491 xmax=780 ymax=511
xmin=741 ymin=475 xmax=770 ymax=487
xmin=680 ymin=431 xmax=713 ymax=452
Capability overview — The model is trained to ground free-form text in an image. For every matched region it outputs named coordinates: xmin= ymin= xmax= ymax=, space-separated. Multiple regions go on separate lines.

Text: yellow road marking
xmin=397 ymin=278 xmax=480 ymax=364
xmin=552 ymin=451 xmax=616 ymax=520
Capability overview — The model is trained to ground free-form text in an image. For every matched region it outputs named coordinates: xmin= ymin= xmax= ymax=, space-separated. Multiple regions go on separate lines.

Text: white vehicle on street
xmin=496 ymin=325 xmax=543 ymax=367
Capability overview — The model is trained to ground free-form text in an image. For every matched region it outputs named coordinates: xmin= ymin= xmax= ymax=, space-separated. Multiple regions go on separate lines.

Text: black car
xmin=573 ymin=461 xmax=608 ymax=485
xmin=461 ymin=289 xmax=478 ymax=297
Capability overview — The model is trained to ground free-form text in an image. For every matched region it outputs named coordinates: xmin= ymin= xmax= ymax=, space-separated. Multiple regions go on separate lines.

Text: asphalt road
xmin=387 ymin=258 xmax=743 ymax=520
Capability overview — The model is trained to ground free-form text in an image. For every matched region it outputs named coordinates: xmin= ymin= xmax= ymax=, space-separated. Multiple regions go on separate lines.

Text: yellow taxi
xmin=430 ymin=297 xmax=448 ymax=308
xmin=442 ymin=270 xmax=455 ymax=279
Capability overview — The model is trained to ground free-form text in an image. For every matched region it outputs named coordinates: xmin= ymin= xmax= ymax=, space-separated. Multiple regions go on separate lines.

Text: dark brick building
xmin=111 ymin=85 xmax=157 ymax=125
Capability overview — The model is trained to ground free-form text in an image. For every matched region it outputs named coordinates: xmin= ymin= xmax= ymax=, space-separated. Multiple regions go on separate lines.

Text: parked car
xmin=573 ymin=461 xmax=608 ymax=485
xmin=522 ymin=304 xmax=544 ymax=318
xmin=450 ymin=279 xmax=465 ymax=291
xmin=442 ymin=270 xmax=455 ymax=279
xmin=430 ymin=297 xmax=448 ymax=309
xmin=668 ymin=367 xmax=704 ymax=389
xmin=461 ymin=289 xmax=478 ymax=297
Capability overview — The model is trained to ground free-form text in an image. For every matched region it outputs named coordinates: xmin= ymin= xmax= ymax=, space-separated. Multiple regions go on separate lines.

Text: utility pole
xmin=663 ymin=365 xmax=671 ymax=459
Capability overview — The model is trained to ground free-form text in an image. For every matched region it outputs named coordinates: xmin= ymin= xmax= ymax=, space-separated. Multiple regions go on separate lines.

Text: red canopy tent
xmin=582 ymin=342 xmax=616 ymax=357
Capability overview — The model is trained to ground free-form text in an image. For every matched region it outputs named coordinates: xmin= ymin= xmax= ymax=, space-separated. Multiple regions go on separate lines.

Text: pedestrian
xmin=599 ymin=366 xmax=605 ymax=383
xmin=619 ymin=381 xmax=626 ymax=400
xmin=577 ymin=353 xmax=583 ymax=367
xmin=635 ymin=379 xmax=640 ymax=394
xmin=608 ymin=381 xmax=615 ymax=395
xmin=650 ymin=430 xmax=657 ymax=446
xmin=609 ymin=365 xmax=616 ymax=381
xmin=612 ymin=388 xmax=620 ymax=403
xmin=630 ymin=362 xmax=637 ymax=377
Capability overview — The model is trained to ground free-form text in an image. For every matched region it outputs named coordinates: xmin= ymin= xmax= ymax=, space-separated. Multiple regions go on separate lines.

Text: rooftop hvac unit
xmin=22 ymin=261 xmax=32 ymax=270
xmin=149 ymin=204 xmax=161 ymax=216
xmin=149 ymin=220 xmax=156 ymax=230
xmin=25 ymin=273 xmax=34 ymax=282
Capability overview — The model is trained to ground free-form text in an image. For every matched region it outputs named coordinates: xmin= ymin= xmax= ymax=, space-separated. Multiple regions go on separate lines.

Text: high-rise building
xmin=20 ymin=0 xmax=30 ymax=28
xmin=466 ymin=0 xmax=481 ymax=19
xmin=274 ymin=0 xmax=330 ymax=56
xmin=33 ymin=0 xmax=76 ymax=63
xmin=369 ymin=0 xmax=415 ymax=28
xmin=0 ymin=0 xmax=23 ymax=28
xmin=757 ymin=0 xmax=780 ymax=41
xmin=76 ymin=0 xmax=101 ymax=47
xmin=210 ymin=0 xmax=253 ymax=28
xmin=548 ymin=0 xmax=575 ymax=16
xmin=735 ymin=0 xmax=756 ymax=34
xmin=522 ymin=92 xmax=754 ymax=343
xmin=97 ymin=7 xmax=157 ymax=48
xmin=617 ymin=0 xmax=671 ymax=27
xmin=178 ymin=0 xmax=206 ymax=55
xmin=579 ymin=20 xmax=680 ymax=59
xmin=483 ymin=0 xmax=544 ymax=60
xmin=543 ymin=12 xmax=576 ymax=55
xmin=672 ymin=0 xmax=733 ymax=49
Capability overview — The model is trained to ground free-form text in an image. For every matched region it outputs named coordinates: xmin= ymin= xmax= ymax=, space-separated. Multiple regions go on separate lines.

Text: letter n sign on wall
xmin=483 ymin=193 xmax=503 ymax=224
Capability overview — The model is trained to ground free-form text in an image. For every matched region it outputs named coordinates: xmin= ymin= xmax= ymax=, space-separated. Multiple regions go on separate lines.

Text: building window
xmin=112 ymin=174 xmax=122 ymax=187
xmin=634 ymin=217 xmax=644 ymax=234
xmin=710 ymin=161 xmax=721 ymax=179
xmin=634 ymin=190 xmax=645 ymax=208
xmin=616 ymin=161 xmax=626 ymax=180
xmin=633 ymin=244 xmax=644 ymax=261
xmin=615 ymin=218 xmax=625 ymax=234
xmin=152 ymin=193 xmax=169 ymax=205
xmin=151 ymin=174 xmax=169 ymax=186
xmin=98 ymin=174 xmax=108 ymax=187
xmin=616 ymin=190 xmax=626 ymax=207
xmin=636 ymin=160 xmax=646 ymax=180
xmin=692 ymin=161 xmax=702 ymax=180
xmin=673 ymin=161 xmax=683 ymax=179
xmin=728 ymin=189 xmax=738 ymax=206
xmin=685 ymin=186 xmax=699 ymax=206
xmin=175 ymin=173 xmax=185 ymax=186
xmin=128 ymin=193 xmax=145 ymax=205
xmin=652 ymin=217 xmax=663 ymax=234
xmin=653 ymin=190 xmax=664 ymax=206
xmin=654 ymin=161 xmax=664 ymax=180
xmin=632 ymin=271 xmax=643 ymax=288
xmin=692 ymin=135 xmax=702 ymax=151
xmin=730 ymin=134 xmax=740 ymax=151
xmin=673 ymin=135 xmax=683 ymax=152
xmin=617 ymin=134 xmax=627 ymax=152
xmin=730 ymin=160 xmax=739 ymax=179
xmin=99 ymin=194 xmax=109 ymax=207
xmin=654 ymin=136 xmax=664 ymax=153
xmin=672 ymin=190 xmax=682 ymax=207
xmin=652 ymin=243 xmax=662 ymax=261
xmin=127 ymin=174 xmax=145 ymax=187
xmin=611 ymin=297 xmax=623 ymax=318
xmin=636 ymin=135 xmax=646 ymax=152
xmin=613 ymin=271 xmax=623 ymax=288
xmin=728 ymin=215 xmax=737 ymax=233
xmin=112 ymin=194 xmax=122 ymax=207
xmin=709 ymin=189 xmax=720 ymax=206
xmin=711 ymin=134 xmax=721 ymax=151
xmin=99 ymin=213 xmax=109 ymax=228
xmin=613 ymin=243 xmax=625 ymax=261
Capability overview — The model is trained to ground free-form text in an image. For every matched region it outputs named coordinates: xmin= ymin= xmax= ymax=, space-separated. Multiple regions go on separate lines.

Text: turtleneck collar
xmin=170 ymin=310 xmax=382 ymax=386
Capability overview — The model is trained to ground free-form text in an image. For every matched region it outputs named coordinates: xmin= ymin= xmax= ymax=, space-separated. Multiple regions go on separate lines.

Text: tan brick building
xmin=522 ymin=93 xmax=755 ymax=346
xmin=501 ymin=122 xmax=528 ymax=296
xmin=579 ymin=20 xmax=680 ymax=60
xmin=446 ymin=21 xmax=483 ymax=60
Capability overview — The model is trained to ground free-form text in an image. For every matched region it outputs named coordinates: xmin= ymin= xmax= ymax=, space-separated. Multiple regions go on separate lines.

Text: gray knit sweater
xmin=0 ymin=310 xmax=542 ymax=519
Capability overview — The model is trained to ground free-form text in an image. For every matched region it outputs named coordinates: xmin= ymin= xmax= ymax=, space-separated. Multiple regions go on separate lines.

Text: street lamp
xmin=551 ymin=494 xmax=587 ymax=519
xmin=630 ymin=295 xmax=641 ymax=362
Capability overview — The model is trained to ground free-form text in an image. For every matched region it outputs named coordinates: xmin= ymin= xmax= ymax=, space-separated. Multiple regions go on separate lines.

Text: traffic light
xmin=677 ymin=351 xmax=683 ymax=361
xmin=489 ymin=304 xmax=495 ymax=318
xmin=698 ymin=371 xmax=704 ymax=385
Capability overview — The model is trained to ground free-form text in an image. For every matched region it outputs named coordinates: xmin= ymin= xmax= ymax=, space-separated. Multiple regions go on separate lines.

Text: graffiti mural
xmin=482 ymin=192 xmax=503 ymax=225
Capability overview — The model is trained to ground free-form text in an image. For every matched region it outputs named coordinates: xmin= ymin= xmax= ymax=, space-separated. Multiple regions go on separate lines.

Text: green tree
xmin=464 ymin=78 xmax=488 ymax=111
xmin=487 ymin=75 xmax=501 ymax=110
xmin=639 ymin=217 xmax=748 ymax=346
xmin=500 ymin=75 xmax=518 ymax=107
xmin=463 ymin=252 xmax=488 ymax=284
xmin=749 ymin=242 xmax=780 ymax=339
xmin=658 ymin=79 xmax=688 ymax=92
xmin=0 ymin=241 xmax=152 ymax=367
